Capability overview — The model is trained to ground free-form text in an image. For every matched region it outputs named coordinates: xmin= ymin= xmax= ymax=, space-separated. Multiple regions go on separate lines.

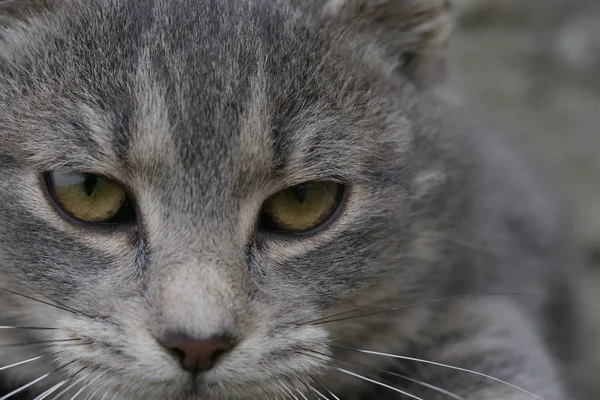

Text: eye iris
xmin=48 ymin=172 xmax=128 ymax=223
xmin=263 ymin=181 xmax=340 ymax=232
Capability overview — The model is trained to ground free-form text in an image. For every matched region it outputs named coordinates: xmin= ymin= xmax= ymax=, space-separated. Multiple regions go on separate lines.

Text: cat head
xmin=0 ymin=0 xmax=460 ymax=398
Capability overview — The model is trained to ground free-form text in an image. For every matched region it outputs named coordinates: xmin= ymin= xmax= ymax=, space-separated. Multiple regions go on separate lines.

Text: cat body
xmin=0 ymin=0 xmax=581 ymax=399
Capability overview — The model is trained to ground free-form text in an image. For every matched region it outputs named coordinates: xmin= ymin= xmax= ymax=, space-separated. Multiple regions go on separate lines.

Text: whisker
xmin=385 ymin=372 xmax=466 ymax=400
xmin=272 ymin=382 xmax=288 ymax=400
xmin=301 ymin=293 xmax=486 ymax=325
xmin=33 ymin=381 xmax=68 ymax=400
xmin=82 ymin=387 xmax=99 ymax=400
xmin=302 ymin=348 xmax=463 ymax=400
xmin=278 ymin=381 xmax=299 ymax=400
xmin=69 ymin=372 xmax=104 ymax=400
xmin=0 ymin=326 xmax=58 ymax=330
xmin=295 ymin=388 xmax=309 ymax=400
xmin=0 ymin=373 xmax=52 ymax=400
xmin=303 ymin=348 xmax=465 ymax=400
xmin=49 ymin=381 xmax=80 ymax=400
xmin=0 ymin=355 xmax=46 ymax=372
xmin=276 ymin=389 xmax=289 ymax=399
xmin=71 ymin=374 xmax=103 ymax=400
xmin=336 ymin=368 xmax=424 ymax=400
xmin=0 ymin=288 xmax=94 ymax=318
xmin=304 ymin=293 xmax=537 ymax=326
xmin=284 ymin=386 xmax=299 ymax=400
xmin=88 ymin=380 xmax=113 ymax=400
xmin=109 ymin=388 xmax=122 ymax=400
xmin=47 ymin=367 xmax=89 ymax=400
xmin=30 ymin=361 xmax=78 ymax=400
xmin=332 ymin=346 xmax=545 ymax=400
xmin=311 ymin=379 xmax=340 ymax=400
xmin=308 ymin=386 xmax=330 ymax=400
xmin=83 ymin=378 xmax=111 ymax=400
xmin=49 ymin=377 xmax=86 ymax=400
xmin=0 ymin=339 xmax=82 ymax=347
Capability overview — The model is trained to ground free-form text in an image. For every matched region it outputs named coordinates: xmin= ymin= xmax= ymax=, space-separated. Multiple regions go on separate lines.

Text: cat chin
xmin=100 ymin=374 xmax=314 ymax=400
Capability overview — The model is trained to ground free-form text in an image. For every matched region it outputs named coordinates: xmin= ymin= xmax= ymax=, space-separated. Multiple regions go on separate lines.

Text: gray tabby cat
xmin=0 ymin=0 xmax=582 ymax=399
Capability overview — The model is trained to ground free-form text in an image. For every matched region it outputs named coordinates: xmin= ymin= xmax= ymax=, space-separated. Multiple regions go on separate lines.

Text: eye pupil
xmin=83 ymin=174 xmax=97 ymax=196
xmin=292 ymin=183 xmax=310 ymax=204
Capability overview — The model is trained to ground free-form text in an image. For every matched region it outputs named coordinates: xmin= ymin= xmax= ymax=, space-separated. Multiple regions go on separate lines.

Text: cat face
xmin=0 ymin=0 xmax=456 ymax=398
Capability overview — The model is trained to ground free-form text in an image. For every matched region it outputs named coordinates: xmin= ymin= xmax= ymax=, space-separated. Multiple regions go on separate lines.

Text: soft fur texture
xmin=0 ymin=0 xmax=582 ymax=399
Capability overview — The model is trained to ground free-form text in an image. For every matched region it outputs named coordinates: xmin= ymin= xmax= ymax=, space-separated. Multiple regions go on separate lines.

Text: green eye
xmin=260 ymin=181 xmax=344 ymax=233
xmin=46 ymin=171 xmax=135 ymax=224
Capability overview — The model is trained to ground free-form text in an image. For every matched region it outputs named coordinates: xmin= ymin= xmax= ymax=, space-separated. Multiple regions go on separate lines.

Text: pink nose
xmin=161 ymin=335 xmax=234 ymax=373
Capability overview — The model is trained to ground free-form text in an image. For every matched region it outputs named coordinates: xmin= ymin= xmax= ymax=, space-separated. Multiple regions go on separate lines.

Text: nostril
xmin=169 ymin=347 xmax=187 ymax=365
xmin=161 ymin=334 xmax=235 ymax=374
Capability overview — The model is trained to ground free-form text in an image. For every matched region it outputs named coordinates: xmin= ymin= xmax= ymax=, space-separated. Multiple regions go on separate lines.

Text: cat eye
xmin=45 ymin=171 xmax=136 ymax=225
xmin=260 ymin=181 xmax=344 ymax=234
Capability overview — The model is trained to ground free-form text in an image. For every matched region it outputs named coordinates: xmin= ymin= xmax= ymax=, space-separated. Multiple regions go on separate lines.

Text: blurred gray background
xmin=450 ymin=0 xmax=599 ymax=396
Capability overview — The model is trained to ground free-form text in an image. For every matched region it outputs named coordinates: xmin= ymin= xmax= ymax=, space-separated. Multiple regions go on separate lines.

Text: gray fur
xmin=0 ymin=0 xmax=582 ymax=399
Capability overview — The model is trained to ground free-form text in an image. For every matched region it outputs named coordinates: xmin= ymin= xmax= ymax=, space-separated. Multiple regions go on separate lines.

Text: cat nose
xmin=161 ymin=334 xmax=234 ymax=373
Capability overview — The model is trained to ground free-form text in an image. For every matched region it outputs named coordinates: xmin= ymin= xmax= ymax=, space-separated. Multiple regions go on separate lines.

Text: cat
xmin=0 ymin=0 xmax=583 ymax=399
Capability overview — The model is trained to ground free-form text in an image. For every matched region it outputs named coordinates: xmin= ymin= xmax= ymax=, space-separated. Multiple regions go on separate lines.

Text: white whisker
xmin=49 ymin=373 xmax=90 ymax=400
xmin=0 ymin=326 xmax=56 ymax=330
xmin=86 ymin=379 xmax=112 ymax=400
xmin=389 ymin=372 xmax=466 ymax=400
xmin=0 ymin=355 xmax=45 ymax=371
xmin=309 ymin=386 xmax=330 ymax=400
xmin=278 ymin=381 xmax=299 ymax=400
xmin=335 ymin=347 xmax=545 ymax=400
xmin=89 ymin=376 xmax=117 ymax=400
xmin=83 ymin=388 xmax=100 ymax=400
xmin=69 ymin=385 xmax=89 ymax=400
xmin=33 ymin=380 xmax=68 ymax=400
xmin=305 ymin=347 xmax=464 ymax=399
xmin=323 ymin=387 xmax=340 ymax=400
xmin=284 ymin=387 xmax=299 ymax=400
xmin=336 ymin=368 xmax=423 ymax=400
xmin=295 ymin=388 xmax=309 ymax=400
xmin=0 ymin=373 xmax=51 ymax=400
xmin=272 ymin=382 xmax=287 ymax=400
xmin=69 ymin=373 xmax=104 ymax=400
xmin=312 ymin=380 xmax=340 ymax=400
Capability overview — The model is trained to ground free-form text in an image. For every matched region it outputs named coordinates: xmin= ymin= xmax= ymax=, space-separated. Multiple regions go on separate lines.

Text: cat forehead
xmin=1 ymin=0 xmax=401 ymax=182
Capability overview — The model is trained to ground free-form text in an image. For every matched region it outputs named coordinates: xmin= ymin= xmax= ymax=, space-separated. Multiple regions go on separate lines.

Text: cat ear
xmin=323 ymin=0 xmax=453 ymax=86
